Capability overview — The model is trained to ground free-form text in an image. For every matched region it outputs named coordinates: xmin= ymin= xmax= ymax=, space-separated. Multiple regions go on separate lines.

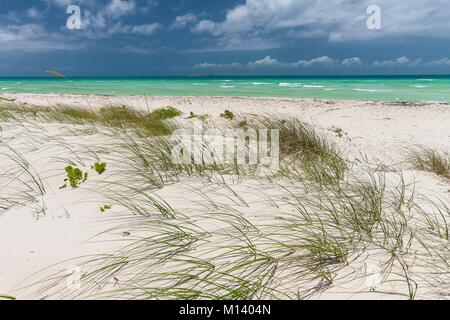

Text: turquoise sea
xmin=1 ymin=76 xmax=450 ymax=103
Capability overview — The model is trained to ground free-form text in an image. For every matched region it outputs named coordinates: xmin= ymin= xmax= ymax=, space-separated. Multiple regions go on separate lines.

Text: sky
xmin=1 ymin=0 xmax=450 ymax=76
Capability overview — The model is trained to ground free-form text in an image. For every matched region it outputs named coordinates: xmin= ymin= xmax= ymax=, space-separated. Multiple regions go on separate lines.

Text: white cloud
xmin=106 ymin=0 xmax=136 ymax=18
xmin=131 ymin=23 xmax=160 ymax=35
xmin=73 ymin=1 xmax=160 ymax=37
xmin=195 ymin=56 xmax=363 ymax=69
xmin=0 ymin=0 xmax=160 ymax=52
xmin=372 ymin=56 xmax=411 ymax=67
xmin=27 ymin=7 xmax=41 ymax=18
xmin=102 ymin=22 xmax=160 ymax=36
xmin=46 ymin=0 xmax=91 ymax=7
xmin=428 ymin=58 xmax=450 ymax=66
xmin=0 ymin=0 xmax=162 ymax=53
xmin=248 ymin=56 xmax=280 ymax=67
xmin=0 ymin=24 xmax=49 ymax=42
xmin=342 ymin=57 xmax=362 ymax=66
xmin=194 ymin=62 xmax=241 ymax=69
xmin=193 ymin=0 xmax=450 ymax=50
xmin=171 ymin=14 xmax=197 ymax=30
xmin=193 ymin=20 xmax=217 ymax=34
xmin=50 ymin=0 xmax=77 ymax=6
xmin=0 ymin=24 xmax=80 ymax=52
xmin=82 ymin=10 xmax=108 ymax=30
xmin=140 ymin=0 xmax=159 ymax=12
xmin=44 ymin=0 xmax=147 ymax=33
xmin=293 ymin=56 xmax=336 ymax=67
xmin=196 ymin=55 xmax=448 ymax=70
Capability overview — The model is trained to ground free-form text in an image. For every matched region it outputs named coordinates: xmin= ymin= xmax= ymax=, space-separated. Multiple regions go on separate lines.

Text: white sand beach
xmin=0 ymin=94 xmax=449 ymax=300
xmin=5 ymin=93 xmax=450 ymax=164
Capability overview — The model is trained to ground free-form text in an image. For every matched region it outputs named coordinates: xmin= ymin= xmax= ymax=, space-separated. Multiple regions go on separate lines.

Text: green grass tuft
xmin=0 ymin=104 xmax=177 ymax=136
xmin=220 ymin=109 xmax=235 ymax=120
xmin=407 ymin=146 xmax=450 ymax=179
xmin=148 ymin=107 xmax=182 ymax=120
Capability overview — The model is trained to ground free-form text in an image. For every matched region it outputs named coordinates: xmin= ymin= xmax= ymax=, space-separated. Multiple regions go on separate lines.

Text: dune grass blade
xmin=407 ymin=146 xmax=450 ymax=179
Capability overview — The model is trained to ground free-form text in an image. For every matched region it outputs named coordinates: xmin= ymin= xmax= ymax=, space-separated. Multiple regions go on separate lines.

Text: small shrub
xmin=220 ymin=109 xmax=234 ymax=120
xmin=330 ymin=127 xmax=345 ymax=138
xmin=187 ymin=111 xmax=208 ymax=121
xmin=237 ymin=119 xmax=248 ymax=129
xmin=100 ymin=205 xmax=112 ymax=213
xmin=93 ymin=162 xmax=107 ymax=175
xmin=187 ymin=111 xmax=196 ymax=119
xmin=148 ymin=107 xmax=181 ymax=120
xmin=60 ymin=165 xmax=88 ymax=189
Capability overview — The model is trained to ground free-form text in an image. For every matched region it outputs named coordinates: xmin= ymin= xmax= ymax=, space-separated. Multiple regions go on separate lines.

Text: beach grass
xmin=407 ymin=146 xmax=450 ymax=179
xmin=1 ymin=102 xmax=449 ymax=300
xmin=237 ymin=116 xmax=347 ymax=186
xmin=0 ymin=104 xmax=181 ymax=136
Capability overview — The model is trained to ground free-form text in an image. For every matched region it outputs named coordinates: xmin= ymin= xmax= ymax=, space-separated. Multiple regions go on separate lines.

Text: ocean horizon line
xmin=2 ymin=74 xmax=450 ymax=79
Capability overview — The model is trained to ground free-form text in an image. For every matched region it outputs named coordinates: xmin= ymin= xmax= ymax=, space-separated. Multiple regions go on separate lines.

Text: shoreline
xmin=2 ymin=92 xmax=450 ymax=106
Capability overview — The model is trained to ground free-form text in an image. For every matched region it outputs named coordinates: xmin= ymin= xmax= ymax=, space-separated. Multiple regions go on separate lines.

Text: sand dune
xmin=0 ymin=94 xmax=449 ymax=300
